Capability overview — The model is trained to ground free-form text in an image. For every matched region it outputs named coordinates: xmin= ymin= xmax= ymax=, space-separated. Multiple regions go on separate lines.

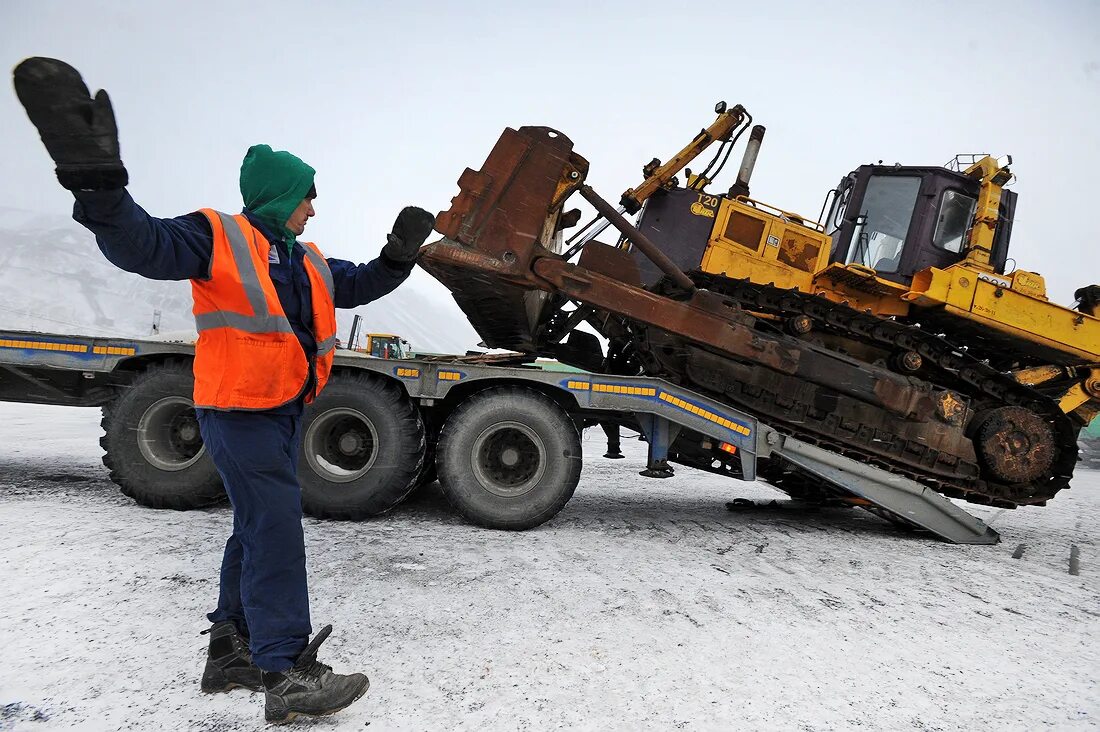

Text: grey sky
xmin=2 ymin=0 xmax=1098 ymax=312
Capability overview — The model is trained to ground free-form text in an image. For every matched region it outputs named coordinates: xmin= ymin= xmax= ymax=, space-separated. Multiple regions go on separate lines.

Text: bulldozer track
xmin=649 ymin=273 xmax=1078 ymax=507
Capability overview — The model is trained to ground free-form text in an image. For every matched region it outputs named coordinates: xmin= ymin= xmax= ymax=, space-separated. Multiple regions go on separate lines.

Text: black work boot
xmin=200 ymin=621 xmax=263 ymax=693
xmin=262 ymin=624 xmax=370 ymax=724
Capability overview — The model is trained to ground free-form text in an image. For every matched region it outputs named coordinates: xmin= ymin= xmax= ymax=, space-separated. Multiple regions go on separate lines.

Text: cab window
xmin=825 ymin=183 xmax=850 ymax=257
xmin=845 ymin=175 xmax=921 ymax=273
xmin=933 ymin=190 xmax=977 ymax=253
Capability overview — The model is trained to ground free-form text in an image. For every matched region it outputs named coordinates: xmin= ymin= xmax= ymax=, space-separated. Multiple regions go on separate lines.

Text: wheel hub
xmin=177 ymin=420 xmax=199 ymax=444
xmin=976 ymin=406 xmax=1056 ymax=484
xmin=472 ymin=422 xmax=546 ymax=497
xmin=303 ymin=408 xmax=378 ymax=483
xmin=338 ymin=432 xmax=364 ymax=455
xmin=137 ymin=397 xmax=205 ymax=472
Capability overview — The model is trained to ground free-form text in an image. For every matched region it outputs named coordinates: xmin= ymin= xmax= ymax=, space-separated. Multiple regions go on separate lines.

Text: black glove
xmin=383 ymin=206 xmax=436 ymax=263
xmin=12 ymin=57 xmax=128 ymax=191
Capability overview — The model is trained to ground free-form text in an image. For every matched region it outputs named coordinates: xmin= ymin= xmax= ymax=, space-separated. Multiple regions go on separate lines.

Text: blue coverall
xmin=73 ymin=189 xmax=412 ymax=671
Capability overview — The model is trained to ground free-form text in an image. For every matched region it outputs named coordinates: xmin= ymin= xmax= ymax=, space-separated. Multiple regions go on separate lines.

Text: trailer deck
xmin=0 ymin=328 xmax=998 ymax=543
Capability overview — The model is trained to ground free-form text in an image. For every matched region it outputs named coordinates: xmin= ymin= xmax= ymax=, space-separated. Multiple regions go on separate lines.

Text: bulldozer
xmin=418 ymin=102 xmax=1100 ymax=509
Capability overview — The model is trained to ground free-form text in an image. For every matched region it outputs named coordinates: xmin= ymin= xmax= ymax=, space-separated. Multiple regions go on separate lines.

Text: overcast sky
xmin=2 ymin=0 xmax=1098 ymax=312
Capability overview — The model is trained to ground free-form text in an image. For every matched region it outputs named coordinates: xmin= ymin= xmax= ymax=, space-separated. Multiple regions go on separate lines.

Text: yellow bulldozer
xmin=420 ymin=102 xmax=1099 ymax=509
xmin=632 ymin=111 xmax=1098 ymax=424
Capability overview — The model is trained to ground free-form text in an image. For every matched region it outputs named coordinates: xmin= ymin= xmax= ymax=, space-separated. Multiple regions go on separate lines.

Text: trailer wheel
xmin=410 ymin=443 xmax=438 ymax=491
xmin=299 ymin=371 xmax=425 ymax=519
xmin=100 ymin=359 xmax=225 ymax=509
xmin=436 ymin=387 xmax=581 ymax=530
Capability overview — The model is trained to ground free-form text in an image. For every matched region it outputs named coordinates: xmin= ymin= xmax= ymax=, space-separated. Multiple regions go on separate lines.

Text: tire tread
xmin=436 ymin=386 xmax=581 ymax=530
xmin=100 ymin=358 xmax=225 ymax=510
xmin=299 ymin=370 xmax=425 ymax=520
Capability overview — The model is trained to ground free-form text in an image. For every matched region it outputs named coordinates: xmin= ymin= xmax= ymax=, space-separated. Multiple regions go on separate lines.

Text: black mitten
xmin=13 ymin=57 xmax=128 ymax=190
xmin=383 ymin=206 xmax=436 ymax=262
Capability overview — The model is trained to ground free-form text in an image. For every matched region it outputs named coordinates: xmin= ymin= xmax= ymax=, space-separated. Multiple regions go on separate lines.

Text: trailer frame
xmin=0 ymin=328 xmax=998 ymax=543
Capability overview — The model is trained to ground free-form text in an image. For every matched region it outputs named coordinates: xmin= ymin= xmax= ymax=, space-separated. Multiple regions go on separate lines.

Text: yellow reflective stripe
xmin=0 ymin=339 xmax=89 ymax=353
xmin=658 ymin=392 xmax=751 ymax=435
xmin=0 ymin=339 xmax=137 ymax=356
xmin=591 ymin=383 xmax=657 ymax=396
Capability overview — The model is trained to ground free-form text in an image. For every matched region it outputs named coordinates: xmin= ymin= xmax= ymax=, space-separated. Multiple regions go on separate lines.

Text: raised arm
xmin=327 ymin=255 xmax=412 ymax=309
xmin=73 ymin=189 xmax=213 ymax=281
xmin=328 ymin=206 xmax=436 ymax=308
xmin=15 ymin=57 xmax=214 ymax=281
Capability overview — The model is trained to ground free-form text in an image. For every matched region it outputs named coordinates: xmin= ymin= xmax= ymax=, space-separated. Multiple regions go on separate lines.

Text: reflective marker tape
xmin=659 ymin=392 xmax=752 ymax=436
xmin=563 ymin=378 xmax=752 ymax=438
xmin=92 ymin=345 xmax=137 ymax=356
xmin=0 ymin=338 xmax=89 ymax=353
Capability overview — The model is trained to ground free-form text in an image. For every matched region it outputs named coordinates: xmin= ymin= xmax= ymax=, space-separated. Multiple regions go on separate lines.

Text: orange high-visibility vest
xmin=191 ymin=209 xmax=337 ymax=410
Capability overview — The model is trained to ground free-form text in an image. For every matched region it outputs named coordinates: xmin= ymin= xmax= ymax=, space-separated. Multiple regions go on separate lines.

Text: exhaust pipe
xmin=728 ymin=125 xmax=766 ymax=198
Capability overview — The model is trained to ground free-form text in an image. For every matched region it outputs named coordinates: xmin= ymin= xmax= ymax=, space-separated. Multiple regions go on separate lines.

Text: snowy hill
xmin=0 ymin=206 xmax=480 ymax=353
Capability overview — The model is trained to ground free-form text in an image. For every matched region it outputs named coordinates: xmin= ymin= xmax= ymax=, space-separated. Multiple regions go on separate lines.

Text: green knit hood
xmin=239 ymin=144 xmax=316 ymax=245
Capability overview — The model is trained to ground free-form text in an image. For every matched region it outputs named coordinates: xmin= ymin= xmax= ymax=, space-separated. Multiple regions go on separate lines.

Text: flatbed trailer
xmin=0 ymin=328 xmax=997 ymax=544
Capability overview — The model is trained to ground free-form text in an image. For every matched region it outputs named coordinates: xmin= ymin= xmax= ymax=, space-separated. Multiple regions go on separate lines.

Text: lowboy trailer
xmin=0 ymin=328 xmax=998 ymax=543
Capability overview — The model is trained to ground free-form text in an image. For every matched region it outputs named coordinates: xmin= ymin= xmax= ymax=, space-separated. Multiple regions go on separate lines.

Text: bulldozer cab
xmin=824 ymin=162 xmax=1017 ymax=285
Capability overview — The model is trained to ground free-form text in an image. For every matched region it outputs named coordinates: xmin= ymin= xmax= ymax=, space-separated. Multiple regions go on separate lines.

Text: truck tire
xmin=298 ymin=371 xmax=425 ymax=519
xmin=410 ymin=444 xmax=438 ymax=491
xmin=436 ymin=387 xmax=582 ymax=530
xmin=408 ymin=415 xmax=440 ymax=494
xmin=100 ymin=359 xmax=225 ymax=509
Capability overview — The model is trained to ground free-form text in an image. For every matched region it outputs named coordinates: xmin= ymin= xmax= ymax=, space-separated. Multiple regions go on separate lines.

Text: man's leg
xmin=197 ymin=410 xmax=311 ymax=672
xmin=207 ymin=511 xmax=246 ymax=632
xmin=200 ymin=410 xmax=369 ymax=721
xmin=198 ymin=423 xmax=260 ymax=693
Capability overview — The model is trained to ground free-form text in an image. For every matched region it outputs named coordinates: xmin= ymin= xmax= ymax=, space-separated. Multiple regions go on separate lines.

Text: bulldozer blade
xmin=422 ymin=126 xmax=589 ymax=351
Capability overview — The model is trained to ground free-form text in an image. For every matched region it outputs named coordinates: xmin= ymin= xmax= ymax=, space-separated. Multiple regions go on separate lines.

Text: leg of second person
xmin=198 ymin=410 xmax=312 ymax=672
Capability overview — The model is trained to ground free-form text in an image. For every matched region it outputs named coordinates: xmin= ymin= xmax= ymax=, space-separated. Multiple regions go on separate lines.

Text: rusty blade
xmin=418 ymin=237 xmax=546 ymax=351
xmin=435 ymin=125 xmax=589 ymax=271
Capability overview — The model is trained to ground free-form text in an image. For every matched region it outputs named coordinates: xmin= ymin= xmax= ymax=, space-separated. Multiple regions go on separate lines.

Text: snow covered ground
xmin=0 ymin=402 xmax=1096 ymax=731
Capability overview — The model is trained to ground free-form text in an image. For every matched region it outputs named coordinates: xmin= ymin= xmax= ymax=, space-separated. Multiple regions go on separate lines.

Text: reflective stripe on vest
xmin=194 ymin=211 xmax=296 ymax=335
xmin=301 ymin=242 xmax=337 ymax=356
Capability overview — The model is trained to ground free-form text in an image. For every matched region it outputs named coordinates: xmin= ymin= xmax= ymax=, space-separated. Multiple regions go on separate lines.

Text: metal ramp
xmin=367 ymin=361 xmax=1000 ymax=545
xmin=756 ymin=428 xmax=1000 ymax=545
xmin=557 ymin=372 xmax=1000 ymax=545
